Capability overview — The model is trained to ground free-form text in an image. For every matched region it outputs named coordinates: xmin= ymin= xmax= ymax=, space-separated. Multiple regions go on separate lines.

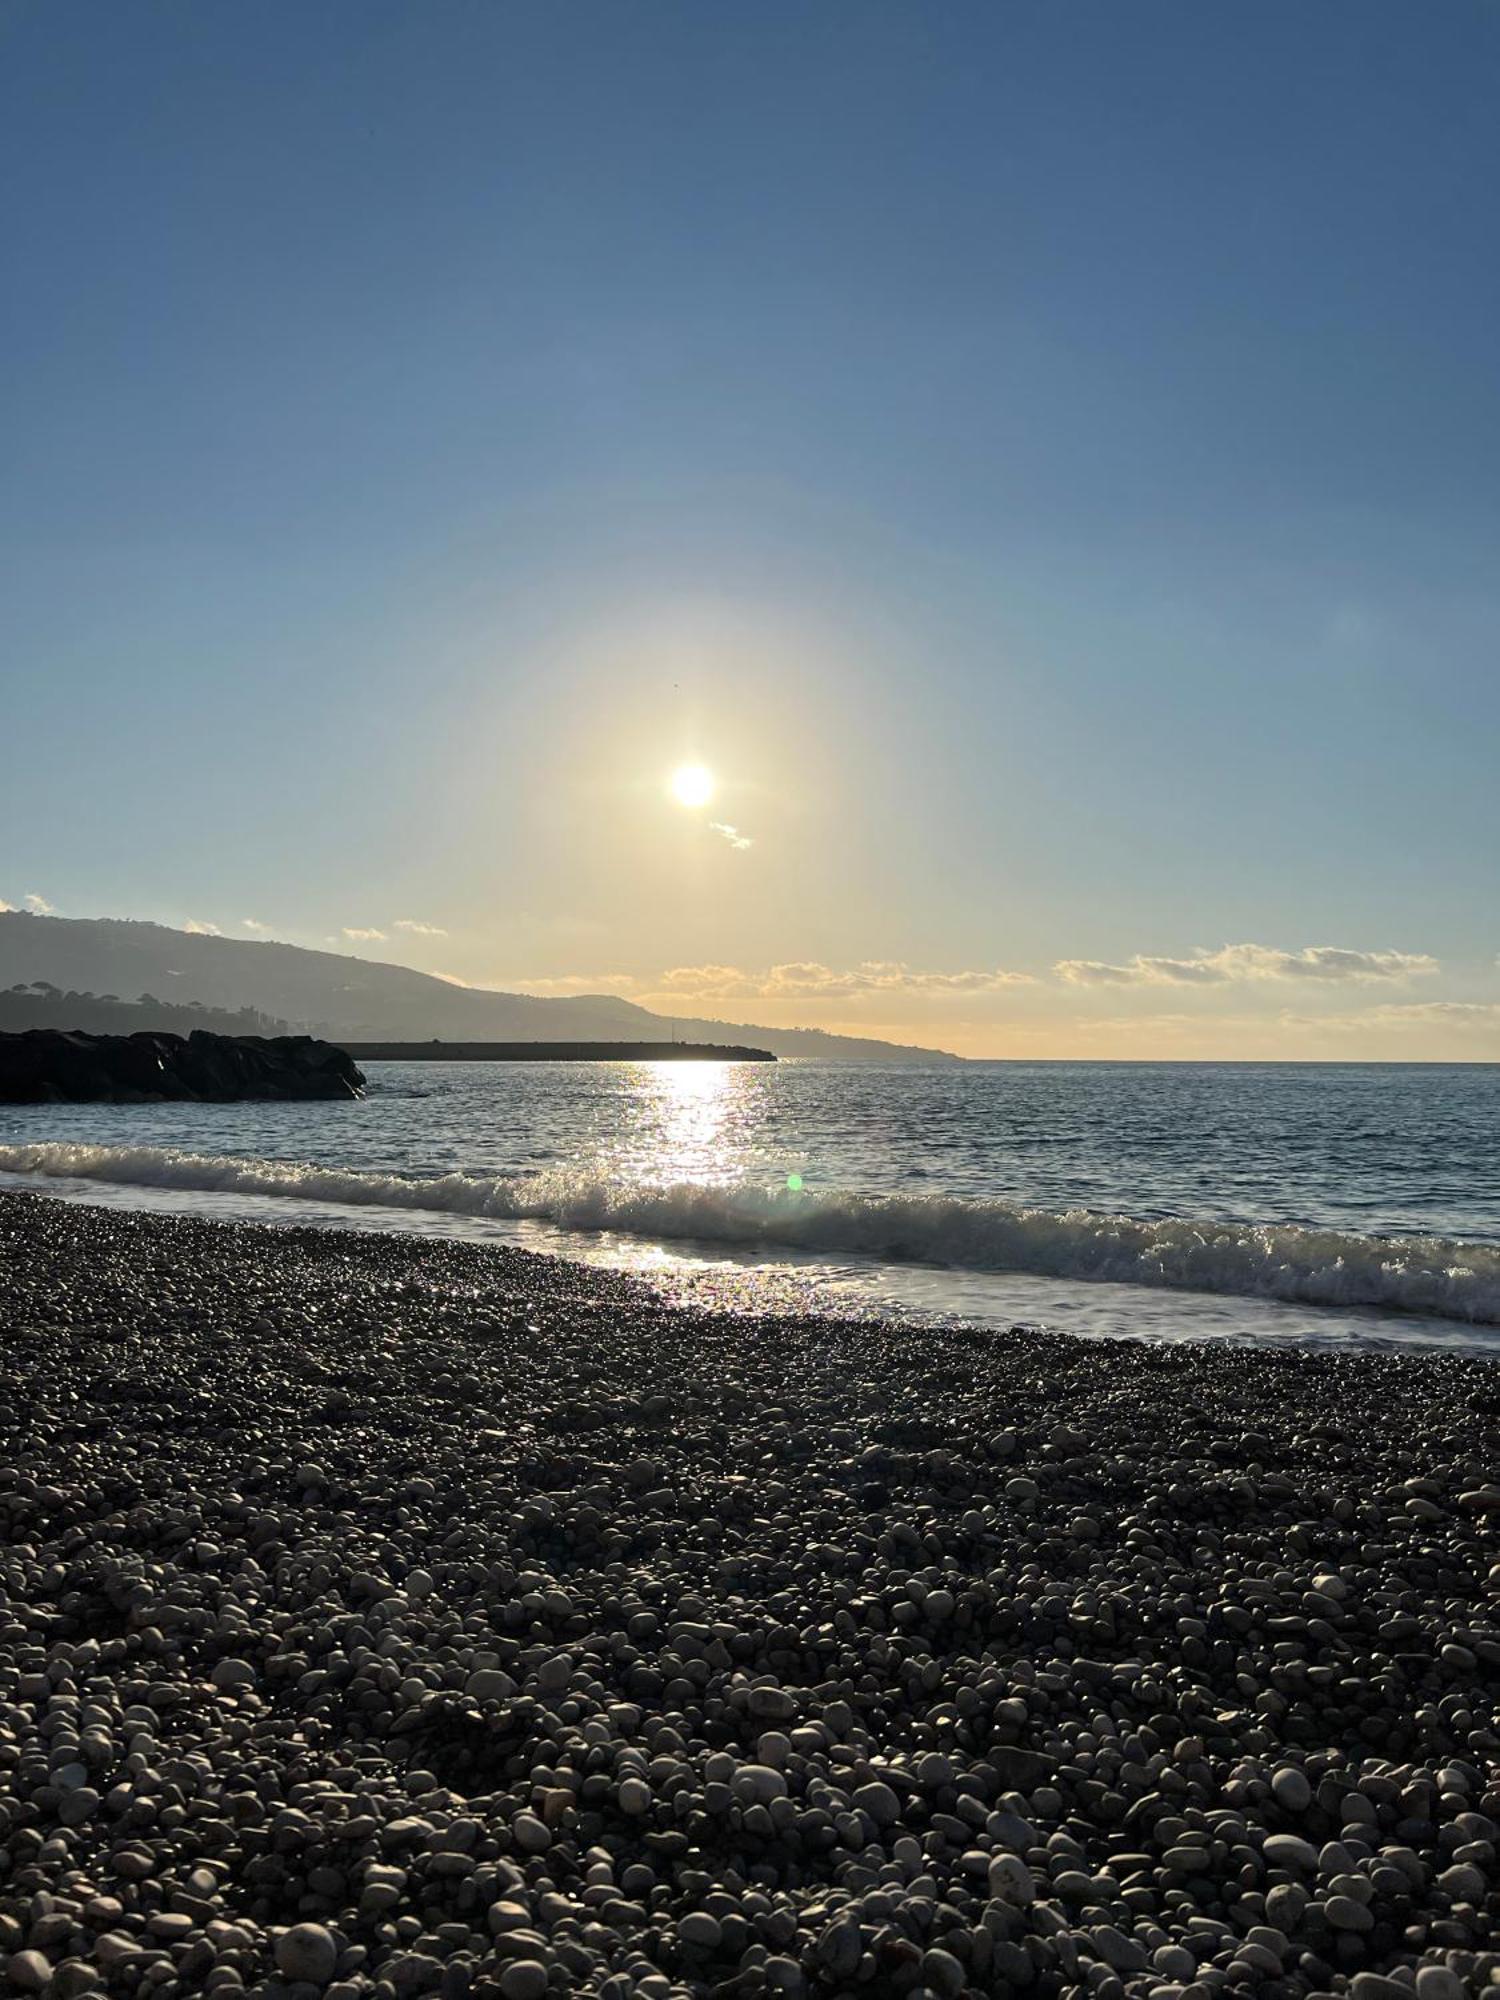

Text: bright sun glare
xmin=670 ymin=763 xmax=715 ymax=808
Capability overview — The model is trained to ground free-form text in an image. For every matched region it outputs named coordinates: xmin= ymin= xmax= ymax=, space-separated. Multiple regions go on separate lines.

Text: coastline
xmin=3 ymin=1189 xmax=1499 ymax=1999
xmin=6 ymin=1140 xmax=1500 ymax=1344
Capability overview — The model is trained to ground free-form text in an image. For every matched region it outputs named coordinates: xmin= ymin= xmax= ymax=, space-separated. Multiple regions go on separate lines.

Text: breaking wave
xmin=3 ymin=1140 xmax=1499 ymax=1325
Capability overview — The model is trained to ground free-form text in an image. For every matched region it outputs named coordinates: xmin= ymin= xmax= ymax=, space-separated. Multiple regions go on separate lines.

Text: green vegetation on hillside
xmin=0 ymin=982 xmax=291 ymax=1039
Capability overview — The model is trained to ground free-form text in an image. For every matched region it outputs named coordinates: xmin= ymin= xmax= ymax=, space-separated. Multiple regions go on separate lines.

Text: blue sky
xmin=3 ymin=0 xmax=1497 ymax=1055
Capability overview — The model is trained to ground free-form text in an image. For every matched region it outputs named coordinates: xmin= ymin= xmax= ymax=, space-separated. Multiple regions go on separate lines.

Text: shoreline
xmin=3 ymin=1189 xmax=1500 ymax=1999
xmin=4 ymin=1148 xmax=1499 ymax=1349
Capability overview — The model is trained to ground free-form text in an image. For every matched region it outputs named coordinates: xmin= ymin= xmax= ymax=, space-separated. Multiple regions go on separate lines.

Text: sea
xmin=2 ymin=1058 xmax=1498 ymax=1353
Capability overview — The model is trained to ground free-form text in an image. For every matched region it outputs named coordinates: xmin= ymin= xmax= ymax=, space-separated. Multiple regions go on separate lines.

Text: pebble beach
xmin=3 ymin=1189 xmax=1500 ymax=2000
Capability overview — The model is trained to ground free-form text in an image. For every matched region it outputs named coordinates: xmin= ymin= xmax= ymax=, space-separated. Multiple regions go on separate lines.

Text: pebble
xmin=209 ymin=1656 xmax=257 ymax=1690
xmin=1264 ymin=1833 xmax=1321 ymax=1872
xmin=1415 ymin=1968 xmax=1468 ymax=2000
xmin=511 ymin=1812 xmax=551 ymax=1853
xmin=1271 ymin=1763 xmax=1312 ymax=1812
xmin=677 ymin=1912 xmax=722 ymax=1950
xmin=731 ymin=1763 xmax=788 ymax=1804
xmin=1325 ymin=1893 xmax=1377 ymax=1931
xmin=1440 ymin=1862 xmax=1488 ymax=1900
xmin=274 ymin=1923 xmax=339 ymax=1984
xmin=497 ymin=1966 xmax=549 ymax=2000
xmin=1 ymin=1193 xmax=1499 ymax=2000
xmin=465 ymin=1666 xmax=515 ymax=1702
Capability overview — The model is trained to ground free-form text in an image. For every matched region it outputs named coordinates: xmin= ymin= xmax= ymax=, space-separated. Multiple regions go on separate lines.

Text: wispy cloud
xmin=1250 ymin=1001 xmax=1500 ymax=1054
xmin=509 ymin=972 xmax=641 ymax=996
xmin=182 ymin=919 xmax=221 ymax=935
xmin=342 ymin=926 xmax=387 ymax=942
xmin=242 ymin=917 xmax=271 ymax=933
xmin=487 ymin=962 xmax=1036 ymax=1003
xmin=394 ymin=918 xmax=447 ymax=936
xmin=1055 ymin=943 xmax=1438 ymax=987
xmin=23 ymin=892 xmax=54 ymax=915
xmin=708 ymin=822 xmax=753 ymax=851
xmin=430 ymin=970 xmax=472 ymax=987
xmin=656 ymin=961 xmax=1037 ymax=1001
xmin=1311 ymin=1001 xmax=1500 ymax=1030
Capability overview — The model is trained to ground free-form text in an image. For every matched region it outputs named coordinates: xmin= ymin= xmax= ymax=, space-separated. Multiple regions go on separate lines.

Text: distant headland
xmin=0 ymin=913 xmax=962 ymax=1062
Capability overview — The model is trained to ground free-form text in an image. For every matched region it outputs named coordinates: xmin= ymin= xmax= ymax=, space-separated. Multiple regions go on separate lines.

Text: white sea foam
xmin=4 ymin=1140 xmax=1499 ymax=1326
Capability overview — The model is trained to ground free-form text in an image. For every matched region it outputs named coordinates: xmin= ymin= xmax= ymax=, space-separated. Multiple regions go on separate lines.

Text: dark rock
xmin=0 ymin=1027 xmax=364 ymax=1102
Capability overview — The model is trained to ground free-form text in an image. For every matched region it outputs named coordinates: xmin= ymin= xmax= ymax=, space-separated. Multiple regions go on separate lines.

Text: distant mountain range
xmin=0 ymin=914 xmax=959 ymax=1062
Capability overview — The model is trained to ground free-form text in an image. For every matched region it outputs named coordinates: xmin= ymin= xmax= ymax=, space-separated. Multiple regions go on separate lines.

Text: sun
xmin=670 ymin=763 xmax=715 ymax=808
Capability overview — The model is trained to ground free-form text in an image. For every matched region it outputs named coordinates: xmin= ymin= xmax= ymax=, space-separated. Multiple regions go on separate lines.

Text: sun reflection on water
xmin=630 ymin=1059 xmax=745 ymax=1185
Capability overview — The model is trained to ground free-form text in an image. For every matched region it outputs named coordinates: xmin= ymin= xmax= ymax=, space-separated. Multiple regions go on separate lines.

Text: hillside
xmin=0 ymin=984 xmax=290 ymax=1039
xmin=0 ymin=915 xmax=960 ymax=1062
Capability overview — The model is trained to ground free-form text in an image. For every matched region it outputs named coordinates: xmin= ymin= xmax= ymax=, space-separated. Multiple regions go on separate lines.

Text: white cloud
xmin=1053 ymin=960 xmax=1137 ymax=986
xmin=342 ymin=927 xmax=388 ymax=942
xmin=394 ymin=918 xmax=448 ymax=936
xmin=708 ymin=822 xmax=753 ymax=851
xmin=1055 ymin=943 xmax=1438 ymax=987
xmin=431 ymin=970 xmax=472 ymax=987
xmin=23 ymin=892 xmax=54 ymax=915
xmin=0 ymin=900 xmax=13 ymax=913
xmin=656 ymin=964 xmax=745 ymax=996
xmin=655 ymin=961 xmax=1036 ymax=1001
xmin=242 ymin=917 xmax=271 ymax=933
xmin=182 ymin=919 xmax=221 ymax=935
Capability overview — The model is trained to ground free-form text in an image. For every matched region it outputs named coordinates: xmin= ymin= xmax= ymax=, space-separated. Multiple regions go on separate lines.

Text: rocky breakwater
xmin=0 ymin=1029 xmax=364 ymax=1103
xmin=3 ymin=1191 xmax=1500 ymax=2000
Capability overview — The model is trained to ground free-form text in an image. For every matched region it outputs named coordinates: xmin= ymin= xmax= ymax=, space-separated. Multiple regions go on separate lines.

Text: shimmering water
xmin=3 ymin=1060 xmax=1498 ymax=1350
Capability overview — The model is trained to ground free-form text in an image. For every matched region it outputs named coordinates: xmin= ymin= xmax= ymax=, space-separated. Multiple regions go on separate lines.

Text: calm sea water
xmin=3 ymin=1060 xmax=1498 ymax=1351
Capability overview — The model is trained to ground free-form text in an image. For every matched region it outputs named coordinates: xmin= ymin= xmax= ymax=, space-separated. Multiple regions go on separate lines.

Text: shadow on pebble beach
xmin=2 ymin=1189 xmax=1499 ymax=2000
